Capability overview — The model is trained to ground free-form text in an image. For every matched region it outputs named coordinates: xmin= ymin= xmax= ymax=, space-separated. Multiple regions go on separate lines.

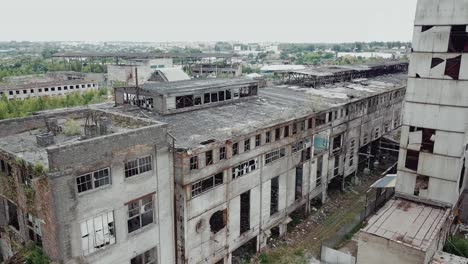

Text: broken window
xmin=265 ymin=131 xmax=271 ymax=143
xmin=232 ymin=158 xmax=258 ymax=179
xmin=295 ymin=166 xmax=303 ymax=200
xmin=125 ymin=156 xmax=152 ymax=178
xmin=405 ymin=149 xmax=420 ymax=171
xmin=315 ymin=113 xmax=326 ymax=126
xmin=255 ymin=134 xmax=261 ymax=147
xmin=349 ymin=139 xmax=356 ymax=167
xmin=26 ymin=213 xmax=42 ymax=246
xmin=190 ymin=156 xmax=198 ymax=170
xmin=244 ymin=139 xmax=251 ymax=152
xmin=316 ymin=156 xmax=323 ymax=186
xmin=270 ymin=176 xmax=279 ymax=216
xmin=284 ymin=126 xmax=290 ymax=137
xmin=414 ymin=175 xmax=429 ymax=196
xmin=80 ymin=211 xmax=115 ymax=255
xmin=292 ymin=139 xmax=306 ymax=153
xmin=240 ymin=190 xmax=250 ymax=234
xmin=265 ymin=148 xmax=286 ymax=165
xmin=194 ymin=96 xmax=202 ymax=105
xmin=7 ymin=201 xmax=19 ymax=230
xmin=308 ymin=118 xmax=313 ymax=130
xmin=210 ymin=210 xmax=227 ymax=234
xmin=334 ymin=155 xmax=340 ymax=176
xmin=444 ymin=55 xmax=462 ymax=80
xmin=204 ymin=93 xmax=210 ymax=104
xmin=176 ymin=95 xmax=194 ymax=109
xmin=76 ymin=168 xmax=111 ymax=193
xmin=219 ymin=147 xmax=226 ymax=160
xmin=275 ymin=128 xmax=281 ymax=141
xmin=301 ymin=147 xmax=311 ymax=163
xmin=127 ymin=195 xmax=154 ymax=233
xmin=233 ymin=142 xmax=239 ymax=156
xmin=219 ymin=91 xmax=225 ymax=101
xmin=421 ymin=128 xmax=436 ymax=153
xmin=363 ymin=133 xmax=369 ymax=145
xmin=0 ymin=159 xmax=5 ymax=173
xmin=374 ymin=127 xmax=380 ymax=139
xmin=191 ymin=172 xmax=223 ymax=197
xmin=211 ymin=92 xmax=218 ymax=102
xmin=448 ymin=25 xmax=468 ymax=52
xmin=206 ymin=150 xmax=213 ymax=166
xmin=421 ymin=25 xmax=434 ymax=32
xmin=226 ymin=90 xmax=232 ymax=100
xmin=431 ymin=57 xmax=444 ymax=68
xmin=384 ymin=123 xmax=390 ymax=133
xmin=299 ymin=121 xmax=305 ymax=131
xmin=292 ymin=123 xmax=297 ymax=135
xmin=131 ymin=247 xmax=157 ymax=264
xmin=332 ymin=134 xmax=343 ymax=151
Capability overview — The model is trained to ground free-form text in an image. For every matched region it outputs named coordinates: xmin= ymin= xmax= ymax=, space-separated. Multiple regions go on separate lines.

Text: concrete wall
xmin=45 ymin=124 xmax=175 ymax=263
xmin=175 ymin=88 xmax=405 ymax=263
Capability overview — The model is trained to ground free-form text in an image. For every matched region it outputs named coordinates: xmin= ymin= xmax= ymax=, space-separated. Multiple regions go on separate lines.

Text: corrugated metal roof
xmin=370 ymin=174 xmax=397 ymax=188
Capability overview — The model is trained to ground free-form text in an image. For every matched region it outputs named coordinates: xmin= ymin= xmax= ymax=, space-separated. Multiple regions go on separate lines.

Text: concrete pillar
xmin=225 ymin=253 xmax=232 ymax=264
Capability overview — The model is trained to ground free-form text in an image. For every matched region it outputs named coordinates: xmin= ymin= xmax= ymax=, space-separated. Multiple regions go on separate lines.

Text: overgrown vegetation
xmin=6 ymin=243 xmax=50 ymax=264
xmin=0 ymin=88 xmax=108 ymax=120
xmin=444 ymin=236 xmax=468 ymax=258
xmin=63 ymin=118 xmax=81 ymax=136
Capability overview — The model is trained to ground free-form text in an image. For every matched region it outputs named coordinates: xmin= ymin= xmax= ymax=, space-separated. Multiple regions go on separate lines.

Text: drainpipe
xmin=167 ymin=132 xmax=178 ymax=264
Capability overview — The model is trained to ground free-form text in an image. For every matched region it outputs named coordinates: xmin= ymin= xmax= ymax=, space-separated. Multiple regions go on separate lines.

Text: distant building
xmin=0 ymin=80 xmax=99 ymax=100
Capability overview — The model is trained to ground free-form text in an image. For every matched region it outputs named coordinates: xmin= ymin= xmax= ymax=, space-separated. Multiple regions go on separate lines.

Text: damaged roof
xmin=104 ymin=73 xmax=407 ymax=149
xmin=362 ymin=198 xmax=450 ymax=252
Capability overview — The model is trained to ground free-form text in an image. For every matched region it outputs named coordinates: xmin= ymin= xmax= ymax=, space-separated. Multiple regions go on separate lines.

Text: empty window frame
xmin=295 ymin=166 xmax=303 ymax=200
xmin=127 ymin=195 xmax=154 ymax=233
xmin=316 ymin=156 xmax=323 ymax=186
xmin=176 ymin=95 xmax=194 ymax=109
xmin=265 ymin=148 xmax=286 ymax=165
xmin=210 ymin=210 xmax=227 ymax=234
xmin=211 ymin=92 xmax=218 ymax=102
xmin=292 ymin=139 xmax=306 ymax=153
xmin=301 ymin=147 xmax=311 ymax=163
xmin=292 ymin=123 xmax=297 ymax=135
xmin=284 ymin=125 xmax=290 ymax=137
xmin=308 ymin=118 xmax=313 ymax=130
xmin=76 ymin=168 xmax=111 ymax=193
xmin=240 ymin=190 xmax=250 ymax=234
xmin=332 ymin=134 xmax=343 ymax=150
xmin=255 ymin=134 xmax=261 ymax=147
xmin=374 ymin=127 xmax=380 ymax=139
xmin=218 ymin=90 xmax=225 ymax=101
xmin=299 ymin=121 xmax=305 ymax=131
xmin=7 ymin=201 xmax=19 ymax=230
xmin=444 ymin=55 xmax=462 ymax=80
xmin=233 ymin=142 xmax=239 ymax=156
xmin=206 ymin=150 xmax=213 ymax=166
xmin=226 ymin=90 xmax=232 ymax=100
xmin=334 ymin=155 xmax=340 ymax=176
xmin=412 ymin=127 xmax=436 ymax=153
xmin=232 ymin=158 xmax=258 ymax=179
xmin=384 ymin=123 xmax=390 ymax=133
xmin=204 ymin=93 xmax=211 ymax=104
xmin=405 ymin=149 xmax=420 ymax=171
xmin=349 ymin=139 xmax=356 ymax=167
xmin=265 ymin=131 xmax=271 ymax=143
xmin=190 ymin=156 xmax=198 ymax=170
xmin=275 ymin=128 xmax=281 ymax=141
xmin=447 ymin=25 xmax=468 ymax=53
xmin=26 ymin=213 xmax=42 ymax=246
xmin=191 ymin=172 xmax=223 ymax=197
xmin=316 ymin=113 xmax=326 ymax=126
xmin=125 ymin=156 xmax=152 ymax=178
xmin=80 ymin=211 xmax=115 ymax=255
xmin=219 ymin=147 xmax=226 ymax=160
xmin=244 ymin=139 xmax=251 ymax=152
xmin=270 ymin=176 xmax=279 ymax=216
xmin=131 ymin=247 xmax=158 ymax=264
xmin=194 ymin=96 xmax=202 ymax=105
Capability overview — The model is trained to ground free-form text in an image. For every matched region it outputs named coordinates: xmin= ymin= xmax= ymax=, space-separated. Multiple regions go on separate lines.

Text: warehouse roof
xmin=362 ymin=199 xmax=450 ymax=251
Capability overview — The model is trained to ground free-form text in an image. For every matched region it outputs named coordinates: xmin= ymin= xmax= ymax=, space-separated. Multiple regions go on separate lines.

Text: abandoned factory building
xmin=0 ymin=109 xmax=175 ymax=263
xmin=0 ymin=61 xmax=408 ymax=264
xmin=109 ymin=64 xmax=407 ymax=263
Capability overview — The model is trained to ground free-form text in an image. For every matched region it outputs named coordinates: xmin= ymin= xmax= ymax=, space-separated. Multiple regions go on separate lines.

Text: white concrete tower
xmin=396 ymin=0 xmax=468 ymax=206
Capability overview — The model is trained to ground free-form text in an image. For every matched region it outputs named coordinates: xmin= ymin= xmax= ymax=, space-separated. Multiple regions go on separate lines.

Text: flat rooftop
xmin=287 ymin=61 xmax=408 ymax=76
xmin=137 ymin=77 xmax=258 ymax=94
xmin=0 ymin=80 xmax=96 ymax=91
xmin=52 ymin=52 xmax=237 ymax=59
xmin=362 ymin=198 xmax=450 ymax=251
xmin=105 ymin=73 xmax=406 ymax=149
xmin=0 ymin=109 xmax=159 ymax=168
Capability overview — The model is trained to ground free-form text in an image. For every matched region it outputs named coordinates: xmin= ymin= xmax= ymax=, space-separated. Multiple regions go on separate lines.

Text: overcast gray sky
xmin=0 ymin=0 xmax=417 ymax=42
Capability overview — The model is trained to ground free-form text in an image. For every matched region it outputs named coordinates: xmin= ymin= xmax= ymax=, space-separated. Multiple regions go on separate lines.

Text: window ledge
xmin=127 ymin=222 xmax=157 ymax=239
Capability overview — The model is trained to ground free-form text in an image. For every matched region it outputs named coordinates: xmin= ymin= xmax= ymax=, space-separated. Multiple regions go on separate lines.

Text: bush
xmin=444 ymin=236 xmax=468 ymax=257
xmin=63 ymin=118 xmax=81 ymax=136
